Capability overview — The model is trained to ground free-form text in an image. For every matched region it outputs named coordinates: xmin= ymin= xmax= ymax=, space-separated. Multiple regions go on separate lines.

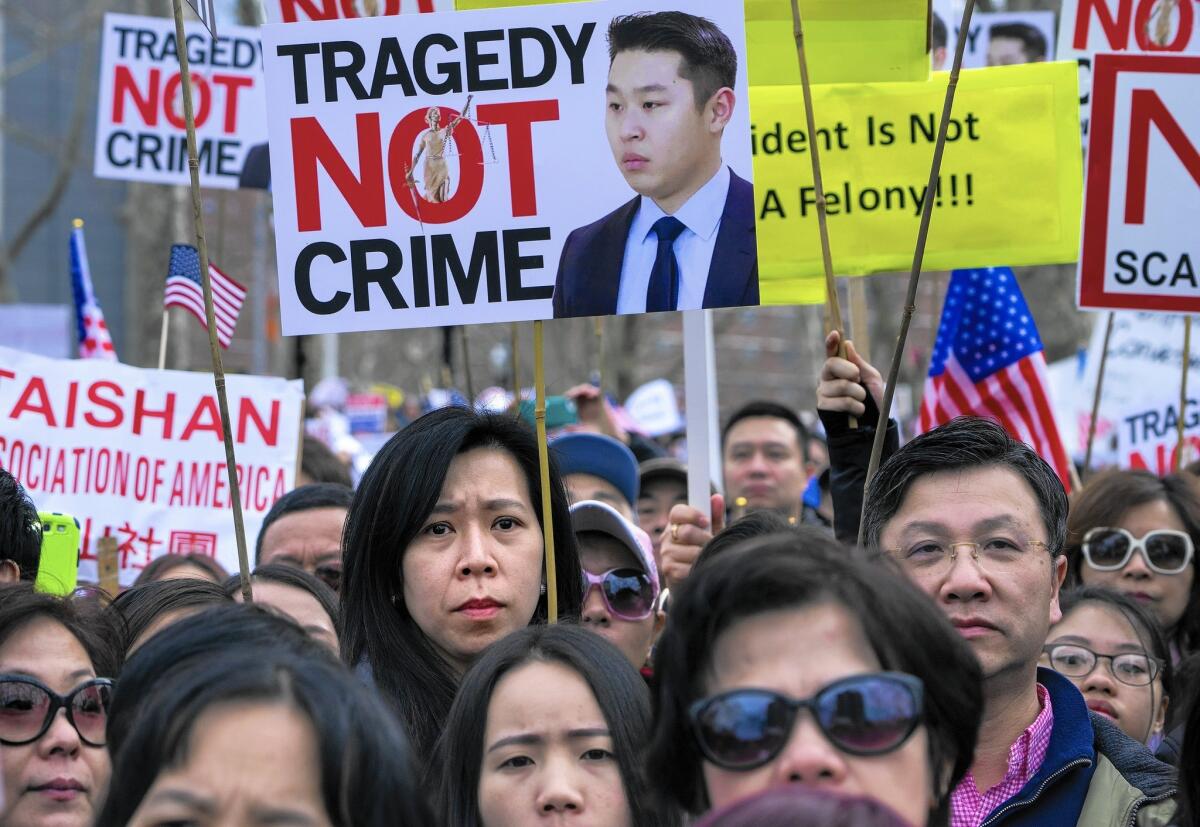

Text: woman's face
xmin=403 ymin=447 xmax=544 ymax=673
xmin=1043 ymin=603 xmax=1167 ymax=744
xmin=127 ymin=702 xmax=333 ymax=826
xmin=478 ymin=660 xmax=632 ymax=827
xmin=0 ymin=617 xmax=109 ymax=827
xmin=1079 ymin=499 xmax=1196 ymax=633
xmin=234 ymin=581 xmax=338 ymax=654
xmin=700 ymin=604 xmax=934 ymax=826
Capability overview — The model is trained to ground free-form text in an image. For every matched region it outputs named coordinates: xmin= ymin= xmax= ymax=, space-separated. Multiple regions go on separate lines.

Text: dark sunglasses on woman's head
xmin=1081 ymin=527 xmax=1194 ymax=575
xmin=0 ymin=675 xmax=112 ymax=747
xmin=689 ymin=672 xmax=924 ymax=771
xmin=581 ymin=568 xmax=657 ymax=621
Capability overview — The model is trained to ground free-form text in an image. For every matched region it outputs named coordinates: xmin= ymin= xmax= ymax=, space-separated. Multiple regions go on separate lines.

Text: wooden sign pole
xmin=533 ymin=320 xmax=558 ymax=622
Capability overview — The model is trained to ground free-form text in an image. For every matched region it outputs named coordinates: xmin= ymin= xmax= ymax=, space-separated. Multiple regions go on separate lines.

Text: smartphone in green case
xmin=35 ymin=512 xmax=80 ymax=596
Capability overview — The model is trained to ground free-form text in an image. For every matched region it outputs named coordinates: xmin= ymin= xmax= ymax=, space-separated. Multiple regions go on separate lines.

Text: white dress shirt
xmin=615 ymin=165 xmax=731 ymax=314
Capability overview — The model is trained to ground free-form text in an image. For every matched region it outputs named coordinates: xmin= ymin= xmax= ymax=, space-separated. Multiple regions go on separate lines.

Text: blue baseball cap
xmin=551 ymin=433 xmax=640 ymax=508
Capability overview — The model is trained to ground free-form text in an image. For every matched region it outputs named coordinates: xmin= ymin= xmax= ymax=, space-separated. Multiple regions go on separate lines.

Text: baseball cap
xmin=569 ymin=500 xmax=659 ymax=595
xmin=551 ymin=433 xmax=640 ymax=508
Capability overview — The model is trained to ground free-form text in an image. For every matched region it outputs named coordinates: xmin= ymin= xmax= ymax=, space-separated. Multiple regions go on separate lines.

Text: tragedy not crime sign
xmin=1078 ymin=54 xmax=1200 ymax=314
xmin=263 ymin=0 xmax=453 ymax=24
xmin=94 ymin=13 xmax=268 ymax=189
xmin=260 ymin=0 xmax=756 ymax=334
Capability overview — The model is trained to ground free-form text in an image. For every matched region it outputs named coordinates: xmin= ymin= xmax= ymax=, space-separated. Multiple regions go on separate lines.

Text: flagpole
xmin=157 ymin=310 xmax=170 ymax=370
xmin=169 ymin=0 xmax=253 ymax=603
xmin=1176 ymin=316 xmax=1192 ymax=473
xmin=859 ymin=0 xmax=978 ymax=546
xmin=1083 ymin=312 xmax=1114 ymax=476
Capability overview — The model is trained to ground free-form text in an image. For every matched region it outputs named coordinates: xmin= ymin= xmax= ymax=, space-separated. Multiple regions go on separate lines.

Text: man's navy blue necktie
xmin=645 ymin=216 xmax=687 ymax=313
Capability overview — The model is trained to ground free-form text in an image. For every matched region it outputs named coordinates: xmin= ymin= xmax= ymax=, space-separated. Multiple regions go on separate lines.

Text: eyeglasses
xmin=581 ymin=568 xmax=657 ymax=621
xmin=1081 ymin=527 xmax=1194 ymax=576
xmin=0 ymin=676 xmax=113 ymax=747
xmin=688 ymin=673 xmax=924 ymax=771
xmin=887 ymin=539 xmax=1050 ymax=576
xmin=1042 ymin=644 xmax=1161 ymax=687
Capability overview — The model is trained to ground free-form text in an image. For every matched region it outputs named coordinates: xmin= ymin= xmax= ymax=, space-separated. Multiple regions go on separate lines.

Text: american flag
xmin=69 ymin=222 xmax=117 ymax=361
xmin=185 ymin=0 xmax=217 ymax=38
xmin=164 ymin=244 xmax=246 ymax=349
xmin=919 ymin=267 xmax=1074 ymax=491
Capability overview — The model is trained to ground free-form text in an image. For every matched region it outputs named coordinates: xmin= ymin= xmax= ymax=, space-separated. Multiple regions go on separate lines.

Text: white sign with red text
xmin=264 ymin=0 xmax=453 ymax=24
xmin=1057 ymin=0 xmax=1200 ymax=142
xmin=0 ymin=347 xmax=303 ymax=586
xmin=94 ymin=13 xmax=267 ymax=189
xmin=1078 ymin=54 xmax=1200 ymax=313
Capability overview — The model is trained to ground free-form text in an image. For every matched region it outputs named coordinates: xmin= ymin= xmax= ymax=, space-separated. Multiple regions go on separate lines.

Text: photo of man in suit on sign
xmin=552 ymin=11 xmax=758 ymax=319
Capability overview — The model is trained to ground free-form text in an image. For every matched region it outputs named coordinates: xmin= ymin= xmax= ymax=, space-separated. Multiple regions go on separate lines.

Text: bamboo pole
xmin=1083 ymin=313 xmax=1114 ymax=476
xmin=859 ymin=0 xmax=978 ymax=546
xmin=157 ymin=309 xmax=170 ymax=370
xmin=1176 ymin=317 xmax=1192 ymax=473
xmin=849 ymin=277 xmax=871 ymax=361
xmin=533 ymin=321 xmax=558 ymax=623
xmin=169 ymin=0 xmax=252 ymax=602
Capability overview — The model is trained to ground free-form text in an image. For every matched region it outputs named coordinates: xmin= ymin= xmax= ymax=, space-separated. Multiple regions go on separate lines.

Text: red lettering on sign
xmin=10 ymin=378 xmax=56 ymax=427
xmin=477 ymin=100 xmax=560 ymax=218
xmin=211 ymin=75 xmax=254 ymax=133
xmin=292 ymin=113 xmax=387 ymax=232
xmin=388 ymin=106 xmax=484 ymax=225
xmin=237 ymin=398 xmax=281 ymax=446
xmin=1074 ymin=0 xmax=1195 ymax=51
xmin=1125 ymin=88 xmax=1200 ymax=224
xmin=112 ymin=66 xmax=160 ymax=126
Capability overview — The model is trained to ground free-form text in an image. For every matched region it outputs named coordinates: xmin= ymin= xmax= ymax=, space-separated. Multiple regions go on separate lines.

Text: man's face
xmin=987 ymin=36 xmax=1035 ymax=66
xmin=564 ymin=472 xmax=634 ymax=521
xmin=605 ymin=49 xmax=723 ymax=211
xmin=722 ymin=417 xmax=806 ymax=519
xmin=258 ymin=507 xmax=347 ymax=591
xmin=636 ymin=476 xmax=688 ymax=554
xmin=878 ymin=466 xmax=1067 ymax=683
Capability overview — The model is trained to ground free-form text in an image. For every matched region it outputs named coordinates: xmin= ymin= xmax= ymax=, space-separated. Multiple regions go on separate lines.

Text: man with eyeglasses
xmin=256 ymin=483 xmax=352 ymax=593
xmin=862 ymin=417 xmax=1177 ymax=827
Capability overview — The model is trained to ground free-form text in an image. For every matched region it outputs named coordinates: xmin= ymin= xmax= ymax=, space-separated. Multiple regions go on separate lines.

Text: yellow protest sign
xmin=753 ymin=61 xmax=1083 ymax=306
xmin=746 ymin=0 xmax=929 ymax=86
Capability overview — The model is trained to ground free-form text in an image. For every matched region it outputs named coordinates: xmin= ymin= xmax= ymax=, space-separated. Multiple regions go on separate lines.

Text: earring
xmin=539 ymin=582 xmax=547 ymax=595
xmin=391 ymin=593 xmax=399 ymax=606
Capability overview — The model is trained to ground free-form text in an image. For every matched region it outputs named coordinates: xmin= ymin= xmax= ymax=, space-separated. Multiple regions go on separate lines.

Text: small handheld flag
xmin=69 ymin=220 xmax=117 ymax=361
xmin=164 ymin=244 xmax=246 ymax=349
xmin=185 ymin=0 xmax=217 ymax=38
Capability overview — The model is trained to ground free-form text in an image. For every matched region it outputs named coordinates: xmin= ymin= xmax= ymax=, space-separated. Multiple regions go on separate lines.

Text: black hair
xmin=95 ymin=645 xmax=432 ymax=826
xmin=862 ymin=416 xmax=1068 ymax=555
xmin=697 ymin=509 xmax=799 ymax=567
xmin=107 ymin=578 xmax=230 ymax=655
xmin=607 ymin=12 xmax=737 ymax=112
xmin=106 ymin=603 xmax=333 ymax=755
xmin=132 ymin=552 xmax=229 ymax=586
xmin=0 ymin=584 xmax=121 ymax=679
xmin=931 ymin=12 xmax=947 ymax=51
xmin=256 ymin=482 xmax=354 ymax=564
xmin=1169 ymin=651 xmax=1200 ymax=733
xmin=223 ymin=563 xmax=339 ymax=629
xmin=1065 ymin=469 xmax=1200 ymax=654
xmin=1178 ymin=678 xmax=1200 ymax=827
xmin=694 ymin=787 xmax=911 ymax=827
xmin=988 ymin=22 xmax=1047 ymax=61
xmin=340 ymin=407 xmax=584 ymax=763
xmin=434 ymin=623 xmax=681 ymax=827
xmin=0 ymin=468 xmax=41 ymax=580
xmin=301 ymin=435 xmax=353 ymax=488
xmin=721 ymin=399 xmax=810 ymax=463
xmin=647 ymin=531 xmax=982 ymax=825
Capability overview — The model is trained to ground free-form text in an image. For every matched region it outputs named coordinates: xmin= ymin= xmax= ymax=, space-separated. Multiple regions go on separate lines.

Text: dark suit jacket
xmin=238 ymin=143 xmax=271 ymax=190
xmin=552 ymin=169 xmax=758 ymax=318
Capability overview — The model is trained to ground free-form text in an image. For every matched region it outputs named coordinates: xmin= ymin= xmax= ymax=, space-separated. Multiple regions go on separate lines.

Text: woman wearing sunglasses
xmin=341 ymin=407 xmax=584 ymax=764
xmin=571 ymin=500 xmax=663 ymax=670
xmin=647 ymin=530 xmax=982 ymax=826
xmin=1065 ymin=470 xmax=1200 ymax=660
xmin=1042 ymin=586 xmax=1173 ymax=748
xmin=435 ymin=623 xmax=681 ymax=827
xmin=0 ymin=585 xmax=120 ymax=827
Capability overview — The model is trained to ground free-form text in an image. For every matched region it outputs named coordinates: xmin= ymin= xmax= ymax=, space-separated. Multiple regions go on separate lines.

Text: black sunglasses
xmin=689 ymin=672 xmax=924 ymax=770
xmin=0 ymin=675 xmax=113 ymax=747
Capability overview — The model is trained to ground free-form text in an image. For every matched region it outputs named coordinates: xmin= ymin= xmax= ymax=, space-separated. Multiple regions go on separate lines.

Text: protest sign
xmin=745 ymin=0 xmax=929 ymax=86
xmin=752 ymin=61 xmax=1083 ymax=306
xmin=931 ymin=2 xmax=1056 ymax=70
xmin=1058 ymin=0 xmax=1200 ymax=143
xmin=265 ymin=0 xmax=453 ymax=24
xmin=0 ymin=346 xmax=304 ymax=586
xmin=1077 ymin=54 xmax=1200 ymax=314
xmin=625 ymin=378 xmax=683 ymax=437
xmin=1077 ymin=312 xmax=1200 ymax=473
xmin=94 ymin=13 xmax=267 ymax=190
xmin=260 ymin=0 xmax=755 ymax=334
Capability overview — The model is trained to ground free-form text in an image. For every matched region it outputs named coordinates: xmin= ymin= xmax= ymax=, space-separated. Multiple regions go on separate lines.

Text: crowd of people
xmin=0 ymin=341 xmax=1198 ymax=826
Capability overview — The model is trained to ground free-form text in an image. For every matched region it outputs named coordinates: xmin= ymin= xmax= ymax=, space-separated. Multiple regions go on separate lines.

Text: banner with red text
xmin=0 ymin=347 xmax=304 ymax=586
xmin=94 ymin=13 xmax=267 ymax=189
xmin=260 ymin=0 xmax=755 ymax=333
xmin=265 ymin=0 xmax=453 ymax=23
